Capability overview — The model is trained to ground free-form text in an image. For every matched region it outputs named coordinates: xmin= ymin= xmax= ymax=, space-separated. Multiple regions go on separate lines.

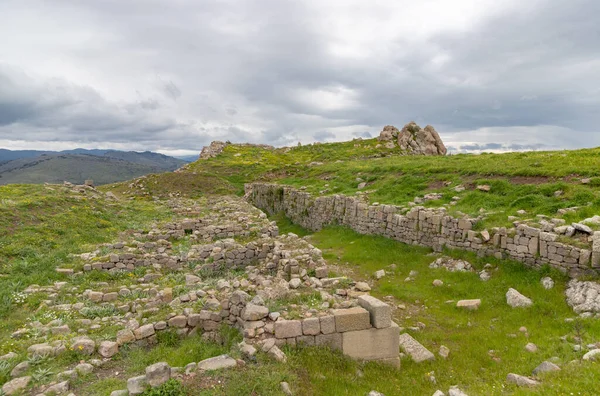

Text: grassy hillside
xmin=0 ymin=154 xmax=183 ymax=186
xmin=158 ymin=140 xmax=600 ymax=230
xmin=101 ymin=150 xmax=187 ymax=170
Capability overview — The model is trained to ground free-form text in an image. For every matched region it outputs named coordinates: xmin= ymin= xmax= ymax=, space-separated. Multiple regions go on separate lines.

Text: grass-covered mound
xmin=165 ymin=142 xmax=600 ymax=230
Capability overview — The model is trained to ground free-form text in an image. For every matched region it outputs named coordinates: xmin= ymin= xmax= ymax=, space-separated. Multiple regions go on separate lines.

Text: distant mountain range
xmin=0 ymin=149 xmax=193 ymax=186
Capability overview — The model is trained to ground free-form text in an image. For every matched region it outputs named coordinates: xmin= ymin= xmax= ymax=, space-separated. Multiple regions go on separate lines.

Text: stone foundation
xmin=247 ymin=183 xmax=599 ymax=277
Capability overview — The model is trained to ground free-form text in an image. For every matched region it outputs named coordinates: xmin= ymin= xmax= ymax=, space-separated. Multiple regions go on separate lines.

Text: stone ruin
xmin=199 ymin=141 xmax=229 ymax=159
xmin=248 ymin=183 xmax=600 ymax=278
xmin=5 ymin=196 xmax=402 ymax=395
xmin=377 ymin=122 xmax=447 ymax=155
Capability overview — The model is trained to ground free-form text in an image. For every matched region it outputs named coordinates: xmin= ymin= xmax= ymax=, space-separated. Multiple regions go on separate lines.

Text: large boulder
xmin=377 ymin=125 xmax=400 ymax=141
xmin=378 ymin=122 xmax=447 ymax=155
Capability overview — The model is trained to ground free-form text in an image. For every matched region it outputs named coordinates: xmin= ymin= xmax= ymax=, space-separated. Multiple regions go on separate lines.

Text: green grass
xmin=164 ymin=221 xmax=598 ymax=396
xmin=271 ymin=211 xmax=312 ymax=237
xmin=296 ymin=225 xmax=600 ymax=395
xmin=72 ymin=326 xmax=242 ymax=395
xmin=103 ymin=171 xmax=237 ymax=198
xmin=154 ymin=142 xmax=600 ymax=231
xmin=0 ymin=184 xmax=172 ymax=355
xmin=76 ymin=218 xmax=596 ymax=395
xmin=4 ymin=141 xmax=600 ymax=395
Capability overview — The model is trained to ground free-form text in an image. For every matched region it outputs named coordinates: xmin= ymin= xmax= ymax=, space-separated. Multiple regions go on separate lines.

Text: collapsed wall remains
xmin=247 ymin=183 xmax=600 ymax=278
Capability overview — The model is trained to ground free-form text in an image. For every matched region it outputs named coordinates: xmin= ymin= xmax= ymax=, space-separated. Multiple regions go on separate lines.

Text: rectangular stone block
xmin=358 ymin=295 xmax=391 ymax=329
xmin=274 ymin=320 xmax=302 ymax=339
xmin=398 ymin=333 xmax=435 ymax=363
xmin=319 ymin=315 xmax=336 ymax=334
xmin=374 ymin=356 xmax=400 ymax=368
xmin=334 ymin=307 xmax=371 ymax=332
xmin=342 ymin=322 xmax=399 ymax=361
xmin=203 ymin=320 xmax=220 ymax=331
xmin=456 ymin=299 xmax=481 ymax=311
xmin=580 ymin=249 xmax=591 ymax=266
xmin=528 ymin=237 xmax=538 ymax=255
xmin=302 ymin=317 xmax=320 ymax=335
xmin=296 ymin=335 xmax=315 ymax=346
xmin=315 ymin=333 xmax=342 ymax=350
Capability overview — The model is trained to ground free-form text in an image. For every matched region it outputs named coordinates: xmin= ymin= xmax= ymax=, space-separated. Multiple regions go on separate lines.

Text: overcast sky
xmin=1 ymin=0 xmax=599 ymax=156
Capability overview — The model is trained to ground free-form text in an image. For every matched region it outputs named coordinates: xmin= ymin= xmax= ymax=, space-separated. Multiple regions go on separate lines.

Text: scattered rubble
xmin=565 ymin=279 xmax=600 ymax=317
xmin=429 ymin=257 xmax=473 ymax=272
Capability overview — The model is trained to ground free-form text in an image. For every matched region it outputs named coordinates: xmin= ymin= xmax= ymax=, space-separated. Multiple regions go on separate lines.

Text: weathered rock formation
xmin=378 ymin=122 xmax=447 ymax=155
xmin=199 ymin=141 xmax=276 ymax=160
xmin=199 ymin=141 xmax=229 ymax=159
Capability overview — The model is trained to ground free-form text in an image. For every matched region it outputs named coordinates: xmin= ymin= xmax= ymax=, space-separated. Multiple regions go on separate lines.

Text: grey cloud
xmin=352 ymin=131 xmax=372 ymax=138
xmin=506 ymin=143 xmax=546 ymax=151
xmin=161 ymin=80 xmax=182 ymax=101
xmin=313 ymin=131 xmax=336 ymax=141
xmin=459 ymin=143 xmax=504 ymax=151
xmin=451 ymin=142 xmax=548 ymax=153
xmin=0 ymin=0 xmax=599 ymax=152
xmin=0 ymin=67 xmax=212 ymax=150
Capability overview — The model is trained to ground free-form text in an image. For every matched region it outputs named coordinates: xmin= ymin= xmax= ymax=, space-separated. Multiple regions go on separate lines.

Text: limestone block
xmin=456 ymin=299 xmax=481 ymax=311
xmin=117 ymin=329 xmax=135 ymax=345
xmin=342 ymin=322 xmax=399 ymax=360
xmin=580 ymin=249 xmax=591 ymax=266
xmin=528 ymin=237 xmax=539 ymax=255
xmin=398 ymin=333 xmax=435 ymax=363
xmin=241 ymin=303 xmax=269 ymax=321
xmin=127 ymin=375 xmax=148 ymax=395
xmin=188 ymin=314 xmax=202 ymax=327
xmin=374 ymin=356 xmax=401 ymax=367
xmin=592 ymin=232 xmax=600 ymax=267
xmin=98 ymin=341 xmax=118 ymax=358
xmin=319 ymin=315 xmax=336 ymax=334
xmin=134 ymin=324 xmax=155 ymax=340
xmin=315 ymin=333 xmax=342 ymax=350
xmin=146 ymin=362 xmax=171 ymax=387
xmin=168 ymin=315 xmax=187 ymax=328
xmin=275 ymin=320 xmax=302 ymax=339
xmin=296 ymin=335 xmax=315 ymax=346
xmin=302 ymin=318 xmax=321 ymax=335
xmin=103 ymin=292 xmax=118 ymax=302
xmin=334 ymin=307 xmax=371 ymax=332
xmin=89 ymin=291 xmax=103 ymax=302
xmin=71 ymin=337 xmax=95 ymax=355
xmin=357 ymin=295 xmax=391 ymax=328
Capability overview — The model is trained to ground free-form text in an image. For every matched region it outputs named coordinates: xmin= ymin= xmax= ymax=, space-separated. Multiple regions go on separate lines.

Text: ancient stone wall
xmin=247 ymin=183 xmax=600 ymax=277
xmin=272 ymin=296 xmax=400 ymax=366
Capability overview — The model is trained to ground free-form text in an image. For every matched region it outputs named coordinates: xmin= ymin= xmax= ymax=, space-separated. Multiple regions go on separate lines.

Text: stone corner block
xmin=334 ymin=307 xmax=371 ymax=332
xmin=341 ymin=321 xmax=399 ymax=361
xmin=358 ymin=295 xmax=391 ymax=328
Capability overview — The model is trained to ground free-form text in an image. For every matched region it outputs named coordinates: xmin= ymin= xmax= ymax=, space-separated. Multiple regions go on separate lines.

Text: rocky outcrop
xmin=199 ymin=141 xmax=229 ymax=159
xmin=378 ymin=122 xmax=447 ymax=155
